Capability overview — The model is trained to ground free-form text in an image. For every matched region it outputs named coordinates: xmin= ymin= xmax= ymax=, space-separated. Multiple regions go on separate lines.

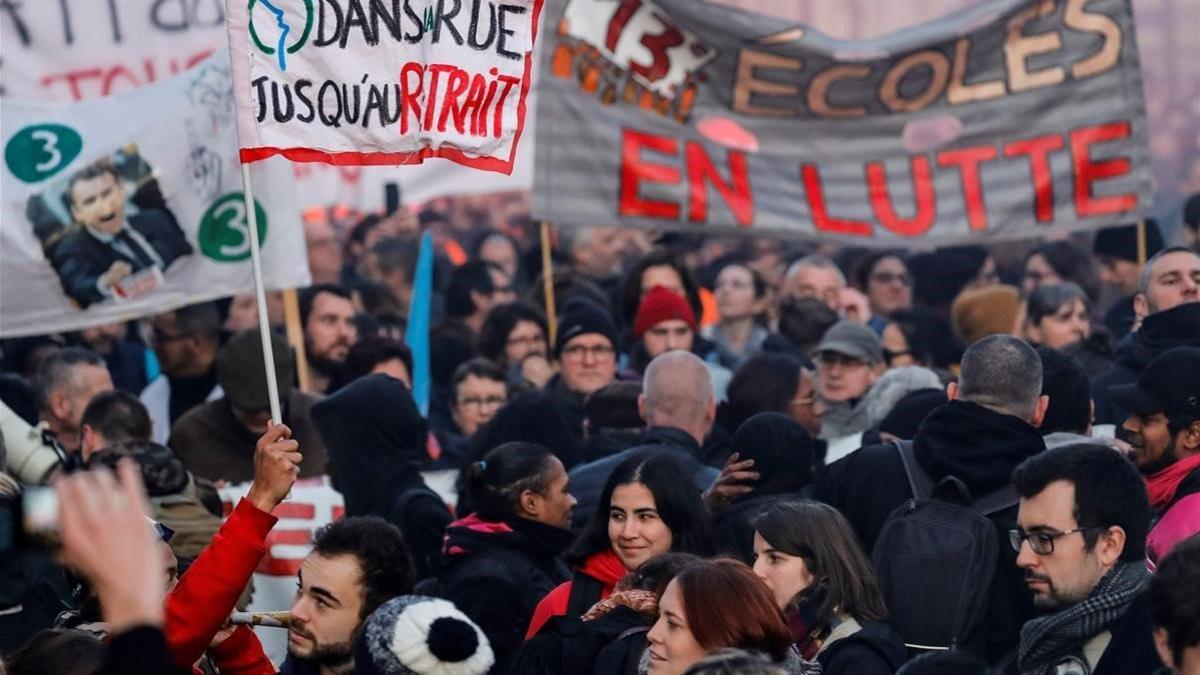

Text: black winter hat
xmin=1109 ymin=346 xmax=1200 ymax=422
xmin=1093 ymin=219 xmax=1164 ymax=263
xmin=554 ymin=299 xmax=618 ymax=356
xmin=878 ymin=388 xmax=948 ymax=440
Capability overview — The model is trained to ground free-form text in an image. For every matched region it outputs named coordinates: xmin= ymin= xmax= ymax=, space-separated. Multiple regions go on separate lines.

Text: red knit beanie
xmin=634 ymin=286 xmax=697 ymax=339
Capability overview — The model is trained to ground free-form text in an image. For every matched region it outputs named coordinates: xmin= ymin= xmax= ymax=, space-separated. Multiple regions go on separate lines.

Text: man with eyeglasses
xmin=811 ymin=320 xmax=885 ymax=444
xmin=1010 ymin=443 xmax=1159 ymax=675
xmin=1108 ymin=346 xmax=1200 ymax=569
xmin=434 ymin=358 xmax=510 ymax=469
xmin=550 ymin=299 xmax=620 ymax=404
xmin=142 ymin=301 xmax=224 ymax=443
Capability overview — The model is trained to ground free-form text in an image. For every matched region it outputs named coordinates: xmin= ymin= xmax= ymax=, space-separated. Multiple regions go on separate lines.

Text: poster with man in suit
xmin=31 ymin=148 xmax=193 ymax=308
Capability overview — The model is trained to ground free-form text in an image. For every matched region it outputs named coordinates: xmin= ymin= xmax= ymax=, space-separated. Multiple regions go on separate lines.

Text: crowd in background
xmin=1 ymin=187 xmax=1200 ymax=675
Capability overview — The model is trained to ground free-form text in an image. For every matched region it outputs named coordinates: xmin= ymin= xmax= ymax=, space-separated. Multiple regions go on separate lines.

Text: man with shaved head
xmin=566 ymin=350 xmax=720 ymax=528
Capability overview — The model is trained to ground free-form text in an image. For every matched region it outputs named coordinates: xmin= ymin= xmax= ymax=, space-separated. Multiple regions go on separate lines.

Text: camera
xmin=1 ymin=399 xmax=67 ymax=484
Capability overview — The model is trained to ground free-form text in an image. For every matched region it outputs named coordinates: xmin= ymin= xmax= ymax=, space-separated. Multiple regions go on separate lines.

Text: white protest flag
xmin=0 ymin=53 xmax=310 ymax=338
xmin=224 ymin=0 xmax=543 ymax=175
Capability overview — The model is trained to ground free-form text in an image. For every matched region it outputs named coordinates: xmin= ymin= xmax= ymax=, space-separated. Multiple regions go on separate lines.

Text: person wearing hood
xmin=712 ymin=413 xmax=815 ymax=564
xmin=871 ymin=388 xmax=947 ymax=446
xmin=432 ymin=442 xmax=576 ymax=672
xmin=311 ymin=373 xmax=452 ymax=581
xmin=170 ymin=330 xmax=327 ymax=483
xmin=1091 ymin=247 xmax=1200 ymax=426
xmin=1108 ymin=347 xmax=1200 ymax=569
xmin=815 ymin=335 xmax=1048 ymax=663
xmin=752 ymin=501 xmax=907 ymax=675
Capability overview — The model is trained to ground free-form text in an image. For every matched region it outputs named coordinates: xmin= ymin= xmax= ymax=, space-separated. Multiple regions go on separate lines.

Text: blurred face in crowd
xmin=559 ymin=333 xmax=617 ymax=396
xmin=69 ymin=170 xmax=126 ymax=235
xmin=45 ymin=364 xmax=114 ymax=448
xmin=1022 ymin=253 xmax=1063 ymax=295
xmin=815 ymin=351 xmax=879 ymax=403
xmin=643 ymin=320 xmax=694 ymax=359
xmin=752 ymin=532 xmax=816 ymax=609
xmin=79 ymin=322 xmax=124 ymax=356
xmin=505 ymin=320 xmax=547 ymax=364
xmin=646 ymin=579 xmax=708 ymax=675
xmin=1015 ymin=480 xmax=1122 ymax=610
xmin=1097 ymin=255 xmax=1141 ymax=296
xmin=479 ymin=234 xmax=518 ymax=282
xmin=785 ymin=264 xmax=843 ymax=311
xmin=231 ymin=403 xmax=273 ymax=437
xmin=715 ymin=265 xmax=762 ymax=322
xmin=965 ymin=256 xmax=1001 ymax=291
xmin=641 ymin=265 xmax=687 ymax=301
xmin=520 ymin=458 xmax=576 ymax=529
xmin=881 ymin=323 xmax=915 ymax=368
xmin=1136 ymin=251 xmax=1200 ymax=318
xmin=608 ymin=482 xmax=672 ymax=570
xmin=572 ymin=227 xmax=623 ymax=279
xmin=305 ymin=219 xmax=343 ymax=285
xmin=1027 ymin=299 xmax=1090 ymax=349
xmin=483 ymin=268 xmax=518 ymax=311
xmin=865 ymin=256 xmax=912 ymax=316
xmin=305 ymin=292 xmax=358 ymax=366
xmin=150 ymin=312 xmax=206 ymax=377
xmin=789 ymin=369 xmax=821 ymax=436
xmin=289 ymin=553 xmax=364 ymax=669
xmin=1122 ymin=412 xmax=1198 ymax=477
xmin=224 ymin=291 xmax=284 ymax=332
xmin=451 ymin=374 xmax=507 ymax=437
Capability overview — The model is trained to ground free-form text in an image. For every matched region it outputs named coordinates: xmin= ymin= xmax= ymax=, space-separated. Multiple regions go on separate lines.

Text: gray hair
xmin=1138 ymin=246 xmax=1198 ymax=294
xmin=1026 ymin=282 xmax=1090 ymax=325
xmin=643 ymin=350 xmax=713 ymax=427
xmin=958 ymin=335 xmax=1043 ymax=420
xmin=785 ymin=253 xmax=846 ymax=286
xmin=35 ymin=347 xmax=105 ymax=410
xmin=865 ymin=367 xmax=944 ymax=427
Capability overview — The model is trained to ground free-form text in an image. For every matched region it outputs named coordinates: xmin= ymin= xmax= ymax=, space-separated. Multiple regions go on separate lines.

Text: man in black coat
xmin=1091 ymin=247 xmax=1200 ymax=426
xmin=1008 ymin=444 xmax=1160 ymax=675
xmin=815 ymin=335 xmax=1049 ymax=663
xmin=51 ymin=161 xmax=192 ymax=308
xmin=568 ymin=350 xmax=719 ymax=529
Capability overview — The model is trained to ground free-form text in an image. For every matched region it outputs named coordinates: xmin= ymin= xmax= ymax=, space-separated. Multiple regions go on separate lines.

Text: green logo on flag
xmin=248 ymin=0 xmax=314 ymax=70
xmin=4 ymin=124 xmax=83 ymax=184
xmin=198 ymin=192 xmax=268 ymax=262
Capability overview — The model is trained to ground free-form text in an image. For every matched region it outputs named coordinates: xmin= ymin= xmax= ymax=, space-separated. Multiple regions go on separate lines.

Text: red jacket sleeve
xmin=164 ymin=498 xmax=278 ymax=669
xmin=208 ymin=625 xmax=276 ymax=675
xmin=524 ymin=580 xmax=571 ymax=639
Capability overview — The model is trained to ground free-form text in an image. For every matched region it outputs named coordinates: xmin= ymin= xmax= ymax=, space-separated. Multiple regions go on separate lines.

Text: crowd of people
xmin=2 ymin=190 xmax=1200 ymax=675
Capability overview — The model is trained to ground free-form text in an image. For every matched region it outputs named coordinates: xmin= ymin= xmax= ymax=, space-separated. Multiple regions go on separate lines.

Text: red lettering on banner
xmin=38 ymin=50 xmax=215 ymax=100
xmin=866 ymin=156 xmax=936 ymax=237
xmin=257 ymin=529 xmax=312 ymax=577
xmin=685 ymin=142 xmax=753 ymax=227
xmin=400 ymin=63 xmax=425 ymax=135
xmin=619 ymin=129 xmax=682 ymax=219
xmin=1070 ymin=121 xmax=1136 ymax=217
xmin=1004 ymin=134 xmax=1064 ymax=223
xmin=801 ymin=164 xmax=872 ymax=237
xmin=937 ymin=146 xmax=998 ymax=231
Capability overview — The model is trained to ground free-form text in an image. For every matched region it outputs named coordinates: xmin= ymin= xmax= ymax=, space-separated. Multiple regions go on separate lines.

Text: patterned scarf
xmin=581 ymin=589 xmax=658 ymax=622
xmin=1018 ymin=561 xmax=1149 ymax=675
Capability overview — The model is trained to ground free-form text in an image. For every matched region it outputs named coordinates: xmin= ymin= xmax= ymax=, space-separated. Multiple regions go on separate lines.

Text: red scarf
xmin=1146 ymin=453 xmax=1200 ymax=511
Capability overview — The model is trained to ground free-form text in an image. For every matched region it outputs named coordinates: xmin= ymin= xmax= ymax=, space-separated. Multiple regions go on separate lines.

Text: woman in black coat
xmin=434 ymin=442 xmax=578 ymax=672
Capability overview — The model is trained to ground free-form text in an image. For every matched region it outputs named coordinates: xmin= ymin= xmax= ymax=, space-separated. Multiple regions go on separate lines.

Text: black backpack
xmin=871 ymin=441 xmax=1018 ymax=656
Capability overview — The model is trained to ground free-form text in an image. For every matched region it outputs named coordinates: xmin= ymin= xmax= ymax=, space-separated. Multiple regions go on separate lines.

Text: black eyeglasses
xmin=1009 ymin=526 xmax=1102 ymax=555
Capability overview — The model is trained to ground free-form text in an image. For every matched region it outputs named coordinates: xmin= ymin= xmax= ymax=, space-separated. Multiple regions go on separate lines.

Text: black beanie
xmin=878 ymin=388 xmax=948 ymax=440
xmin=1093 ymin=219 xmax=1164 ymax=263
xmin=555 ymin=299 xmax=618 ymax=356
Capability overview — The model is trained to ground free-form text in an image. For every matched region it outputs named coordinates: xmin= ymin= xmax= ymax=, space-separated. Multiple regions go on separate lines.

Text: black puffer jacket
xmin=434 ymin=514 xmax=573 ymax=672
xmin=818 ymin=620 xmax=908 ymax=675
xmin=815 ymin=400 xmax=1044 ymax=663
xmin=1091 ymin=302 xmax=1200 ymax=425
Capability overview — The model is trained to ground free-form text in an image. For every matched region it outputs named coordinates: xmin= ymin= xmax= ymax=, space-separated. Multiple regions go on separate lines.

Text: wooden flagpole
xmin=282 ymin=289 xmax=311 ymax=393
xmin=540 ymin=222 xmax=557 ymax=346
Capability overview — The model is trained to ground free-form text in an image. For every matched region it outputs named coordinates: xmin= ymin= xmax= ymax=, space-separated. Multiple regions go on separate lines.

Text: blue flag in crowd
xmin=405 ymin=230 xmax=433 ymax=415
